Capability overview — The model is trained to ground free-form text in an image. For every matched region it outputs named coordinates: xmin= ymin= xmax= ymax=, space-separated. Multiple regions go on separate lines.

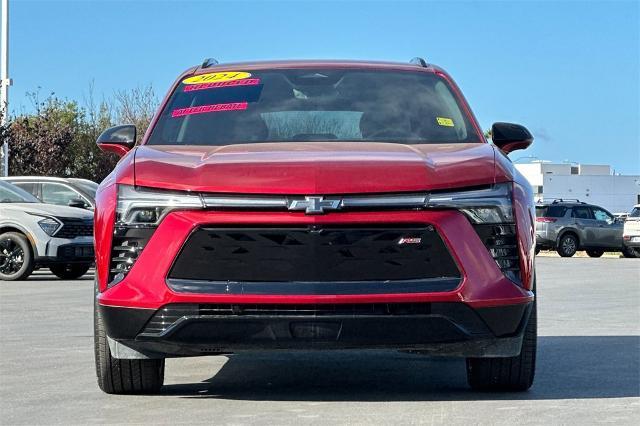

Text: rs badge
xmin=398 ymin=237 xmax=422 ymax=245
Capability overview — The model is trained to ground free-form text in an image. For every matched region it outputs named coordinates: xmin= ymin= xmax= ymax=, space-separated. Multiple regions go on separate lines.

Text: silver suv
xmin=535 ymin=200 xmax=626 ymax=257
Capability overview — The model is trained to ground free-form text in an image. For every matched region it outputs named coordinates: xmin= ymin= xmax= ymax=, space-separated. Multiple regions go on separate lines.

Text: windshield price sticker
xmin=182 ymin=72 xmax=252 ymax=85
xmin=171 ymin=102 xmax=248 ymax=118
xmin=184 ymin=78 xmax=261 ymax=92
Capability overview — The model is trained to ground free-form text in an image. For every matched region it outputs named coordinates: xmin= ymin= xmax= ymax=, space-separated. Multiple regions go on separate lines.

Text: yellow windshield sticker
xmin=182 ymin=71 xmax=252 ymax=85
xmin=436 ymin=117 xmax=454 ymax=127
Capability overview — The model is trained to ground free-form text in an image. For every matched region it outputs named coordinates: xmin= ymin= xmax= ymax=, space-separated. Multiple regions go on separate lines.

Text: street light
xmin=1 ymin=0 xmax=10 ymax=177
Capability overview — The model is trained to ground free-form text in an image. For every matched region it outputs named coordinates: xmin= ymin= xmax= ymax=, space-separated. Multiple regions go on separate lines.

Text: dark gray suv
xmin=535 ymin=200 xmax=625 ymax=257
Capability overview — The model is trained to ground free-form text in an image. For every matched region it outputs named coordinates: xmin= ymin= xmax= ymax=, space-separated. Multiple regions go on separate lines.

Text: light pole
xmin=1 ymin=0 xmax=10 ymax=176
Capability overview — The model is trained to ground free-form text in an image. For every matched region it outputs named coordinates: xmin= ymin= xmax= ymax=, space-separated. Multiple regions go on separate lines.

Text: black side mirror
xmin=491 ymin=122 xmax=533 ymax=154
xmin=96 ymin=124 xmax=137 ymax=157
xmin=68 ymin=198 xmax=87 ymax=209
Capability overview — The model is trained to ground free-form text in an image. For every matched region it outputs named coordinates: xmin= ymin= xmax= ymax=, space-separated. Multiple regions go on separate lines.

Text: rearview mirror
xmin=491 ymin=122 xmax=533 ymax=154
xmin=96 ymin=124 xmax=137 ymax=157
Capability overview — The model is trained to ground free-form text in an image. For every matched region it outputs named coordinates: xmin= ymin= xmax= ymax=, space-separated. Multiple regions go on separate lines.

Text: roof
xmin=186 ymin=59 xmax=443 ymax=77
xmin=1 ymin=176 xmax=72 ymax=182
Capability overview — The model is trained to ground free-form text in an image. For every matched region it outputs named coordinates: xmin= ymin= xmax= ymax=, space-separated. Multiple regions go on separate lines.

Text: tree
xmin=2 ymin=85 xmax=158 ymax=182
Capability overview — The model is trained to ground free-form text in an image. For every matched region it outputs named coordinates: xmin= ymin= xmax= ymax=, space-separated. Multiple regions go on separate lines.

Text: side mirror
xmin=68 ymin=198 xmax=87 ymax=209
xmin=491 ymin=122 xmax=533 ymax=154
xmin=96 ymin=125 xmax=137 ymax=157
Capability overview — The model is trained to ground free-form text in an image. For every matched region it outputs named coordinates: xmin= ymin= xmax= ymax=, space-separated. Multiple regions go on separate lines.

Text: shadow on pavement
xmin=161 ymin=336 xmax=640 ymax=401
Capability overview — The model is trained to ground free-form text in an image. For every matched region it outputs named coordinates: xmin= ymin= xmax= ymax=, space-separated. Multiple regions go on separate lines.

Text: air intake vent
xmin=473 ymin=224 xmax=521 ymax=285
xmin=109 ymin=225 xmax=155 ymax=284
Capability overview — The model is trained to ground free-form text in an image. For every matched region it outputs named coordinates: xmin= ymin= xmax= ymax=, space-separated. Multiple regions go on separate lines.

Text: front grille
xmin=140 ymin=302 xmax=486 ymax=336
xmin=58 ymin=245 xmax=94 ymax=260
xmin=109 ymin=225 xmax=155 ymax=283
xmin=474 ymin=224 xmax=521 ymax=284
xmin=168 ymin=225 xmax=460 ymax=285
xmin=55 ymin=219 xmax=93 ymax=239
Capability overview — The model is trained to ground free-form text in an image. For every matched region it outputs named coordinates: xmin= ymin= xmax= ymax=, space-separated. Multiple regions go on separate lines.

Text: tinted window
xmin=629 ymin=207 xmax=640 ymax=218
xmin=12 ymin=182 xmax=38 ymax=196
xmin=0 ymin=181 xmax=39 ymax=203
xmin=592 ymin=207 xmax=613 ymax=222
xmin=41 ymin=183 xmax=86 ymax=206
xmin=571 ymin=206 xmax=593 ymax=219
xmin=536 ymin=205 xmax=567 ymax=218
xmin=147 ymin=69 xmax=481 ymax=146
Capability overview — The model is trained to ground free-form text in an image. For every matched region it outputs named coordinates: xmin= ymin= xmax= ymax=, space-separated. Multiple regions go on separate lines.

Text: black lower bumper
xmin=100 ymin=301 xmax=532 ymax=358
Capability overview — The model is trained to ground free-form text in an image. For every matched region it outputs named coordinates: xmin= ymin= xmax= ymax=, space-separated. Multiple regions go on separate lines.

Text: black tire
xmin=534 ymin=247 xmax=541 ymax=255
xmin=557 ymin=234 xmax=578 ymax=257
xmin=0 ymin=232 xmax=35 ymax=281
xmin=94 ymin=285 xmax=164 ymax=394
xmin=622 ymin=246 xmax=640 ymax=258
xmin=466 ymin=301 xmax=537 ymax=391
xmin=50 ymin=263 xmax=91 ymax=280
xmin=586 ymin=249 xmax=604 ymax=258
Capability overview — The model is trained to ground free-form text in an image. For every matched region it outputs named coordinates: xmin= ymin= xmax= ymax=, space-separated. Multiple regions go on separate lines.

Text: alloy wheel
xmin=0 ymin=238 xmax=25 ymax=275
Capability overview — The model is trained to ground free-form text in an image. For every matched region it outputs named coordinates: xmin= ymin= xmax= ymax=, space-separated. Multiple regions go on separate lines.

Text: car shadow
xmin=161 ymin=336 xmax=640 ymax=401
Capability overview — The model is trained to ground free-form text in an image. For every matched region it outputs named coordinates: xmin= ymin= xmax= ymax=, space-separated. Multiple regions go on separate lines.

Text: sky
xmin=4 ymin=0 xmax=640 ymax=174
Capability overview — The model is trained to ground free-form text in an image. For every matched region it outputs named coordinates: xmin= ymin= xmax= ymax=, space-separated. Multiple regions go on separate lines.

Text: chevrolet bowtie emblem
xmin=288 ymin=196 xmax=341 ymax=214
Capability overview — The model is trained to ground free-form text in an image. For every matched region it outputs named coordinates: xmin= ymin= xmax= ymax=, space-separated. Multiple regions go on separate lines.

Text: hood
xmin=133 ymin=142 xmax=500 ymax=194
xmin=1 ymin=203 xmax=93 ymax=219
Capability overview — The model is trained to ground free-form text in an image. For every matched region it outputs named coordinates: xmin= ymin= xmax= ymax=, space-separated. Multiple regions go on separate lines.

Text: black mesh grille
xmin=55 ymin=218 xmax=93 ymax=239
xmin=473 ymin=224 xmax=521 ymax=284
xmin=168 ymin=225 xmax=460 ymax=283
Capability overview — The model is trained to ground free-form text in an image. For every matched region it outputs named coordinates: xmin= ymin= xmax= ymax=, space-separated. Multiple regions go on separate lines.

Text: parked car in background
xmin=622 ymin=205 xmax=640 ymax=258
xmin=0 ymin=181 xmax=94 ymax=280
xmin=0 ymin=176 xmax=98 ymax=210
xmin=535 ymin=199 xmax=628 ymax=257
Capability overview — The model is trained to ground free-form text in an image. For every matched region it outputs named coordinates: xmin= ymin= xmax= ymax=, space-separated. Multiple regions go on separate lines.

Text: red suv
xmin=93 ymin=59 xmax=537 ymax=394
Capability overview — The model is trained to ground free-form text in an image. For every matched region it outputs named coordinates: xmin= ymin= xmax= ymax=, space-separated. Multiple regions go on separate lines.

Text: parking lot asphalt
xmin=1 ymin=257 xmax=639 ymax=425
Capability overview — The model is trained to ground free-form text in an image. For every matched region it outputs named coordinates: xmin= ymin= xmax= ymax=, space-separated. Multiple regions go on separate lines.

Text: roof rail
xmin=201 ymin=58 xmax=219 ymax=68
xmin=551 ymin=198 xmax=584 ymax=204
xmin=409 ymin=57 xmax=428 ymax=67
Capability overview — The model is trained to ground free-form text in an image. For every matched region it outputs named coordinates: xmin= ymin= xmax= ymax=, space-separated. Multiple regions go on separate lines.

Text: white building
xmin=515 ymin=162 xmax=640 ymax=213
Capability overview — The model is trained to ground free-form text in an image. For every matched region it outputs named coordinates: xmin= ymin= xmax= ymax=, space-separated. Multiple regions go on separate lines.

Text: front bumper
xmin=101 ymin=301 xmax=532 ymax=358
xmin=623 ymin=235 xmax=640 ymax=247
xmin=97 ymin=209 xmax=535 ymax=357
xmin=35 ymin=236 xmax=94 ymax=265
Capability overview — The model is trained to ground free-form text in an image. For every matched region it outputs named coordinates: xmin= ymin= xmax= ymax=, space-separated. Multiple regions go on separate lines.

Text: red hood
xmin=132 ymin=142 xmax=500 ymax=194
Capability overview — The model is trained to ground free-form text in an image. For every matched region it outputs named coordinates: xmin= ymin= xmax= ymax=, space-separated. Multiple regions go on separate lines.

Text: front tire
xmin=50 ymin=263 xmax=91 ymax=279
xmin=94 ymin=286 xmax=164 ymax=394
xmin=586 ymin=249 xmax=604 ymax=258
xmin=466 ymin=301 xmax=537 ymax=391
xmin=557 ymin=234 xmax=578 ymax=257
xmin=0 ymin=232 xmax=35 ymax=281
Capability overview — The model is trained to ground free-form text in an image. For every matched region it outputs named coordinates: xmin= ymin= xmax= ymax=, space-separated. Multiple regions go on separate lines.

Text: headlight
xmin=116 ymin=184 xmax=204 ymax=226
xmin=426 ymin=183 xmax=513 ymax=223
xmin=38 ymin=217 xmax=62 ymax=236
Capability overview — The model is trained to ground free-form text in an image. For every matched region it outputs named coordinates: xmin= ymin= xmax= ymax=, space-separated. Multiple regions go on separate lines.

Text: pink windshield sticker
xmin=183 ymin=78 xmax=261 ymax=92
xmin=171 ymin=102 xmax=248 ymax=118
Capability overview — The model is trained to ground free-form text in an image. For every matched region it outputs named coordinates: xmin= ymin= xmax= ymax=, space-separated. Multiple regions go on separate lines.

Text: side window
xmin=41 ymin=183 xmax=84 ymax=206
xmin=546 ymin=205 xmax=567 ymax=218
xmin=571 ymin=206 xmax=593 ymax=219
xmin=12 ymin=182 xmax=38 ymax=198
xmin=592 ymin=207 xmax=613 ymax=222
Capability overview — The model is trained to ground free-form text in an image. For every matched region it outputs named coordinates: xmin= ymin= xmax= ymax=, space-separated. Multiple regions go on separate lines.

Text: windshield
xmin=147 ymin=69 xmax=481 ymax=146
xmin=629 ymin=207 xmax=640 ymax=218
xmin=0 ymin=181 xmax=40 ymax=203
xmin=70 ymin=179 xmax=98 ymax=198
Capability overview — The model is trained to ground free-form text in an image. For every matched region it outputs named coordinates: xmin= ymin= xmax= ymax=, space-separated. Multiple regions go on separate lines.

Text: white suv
xmin=623 ymin=205 xmax=640 ymax=257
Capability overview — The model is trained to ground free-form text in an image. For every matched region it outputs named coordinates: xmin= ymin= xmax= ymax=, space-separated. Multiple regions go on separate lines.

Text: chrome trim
xmin=202 ymin=196 xmax=287 ymax=208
